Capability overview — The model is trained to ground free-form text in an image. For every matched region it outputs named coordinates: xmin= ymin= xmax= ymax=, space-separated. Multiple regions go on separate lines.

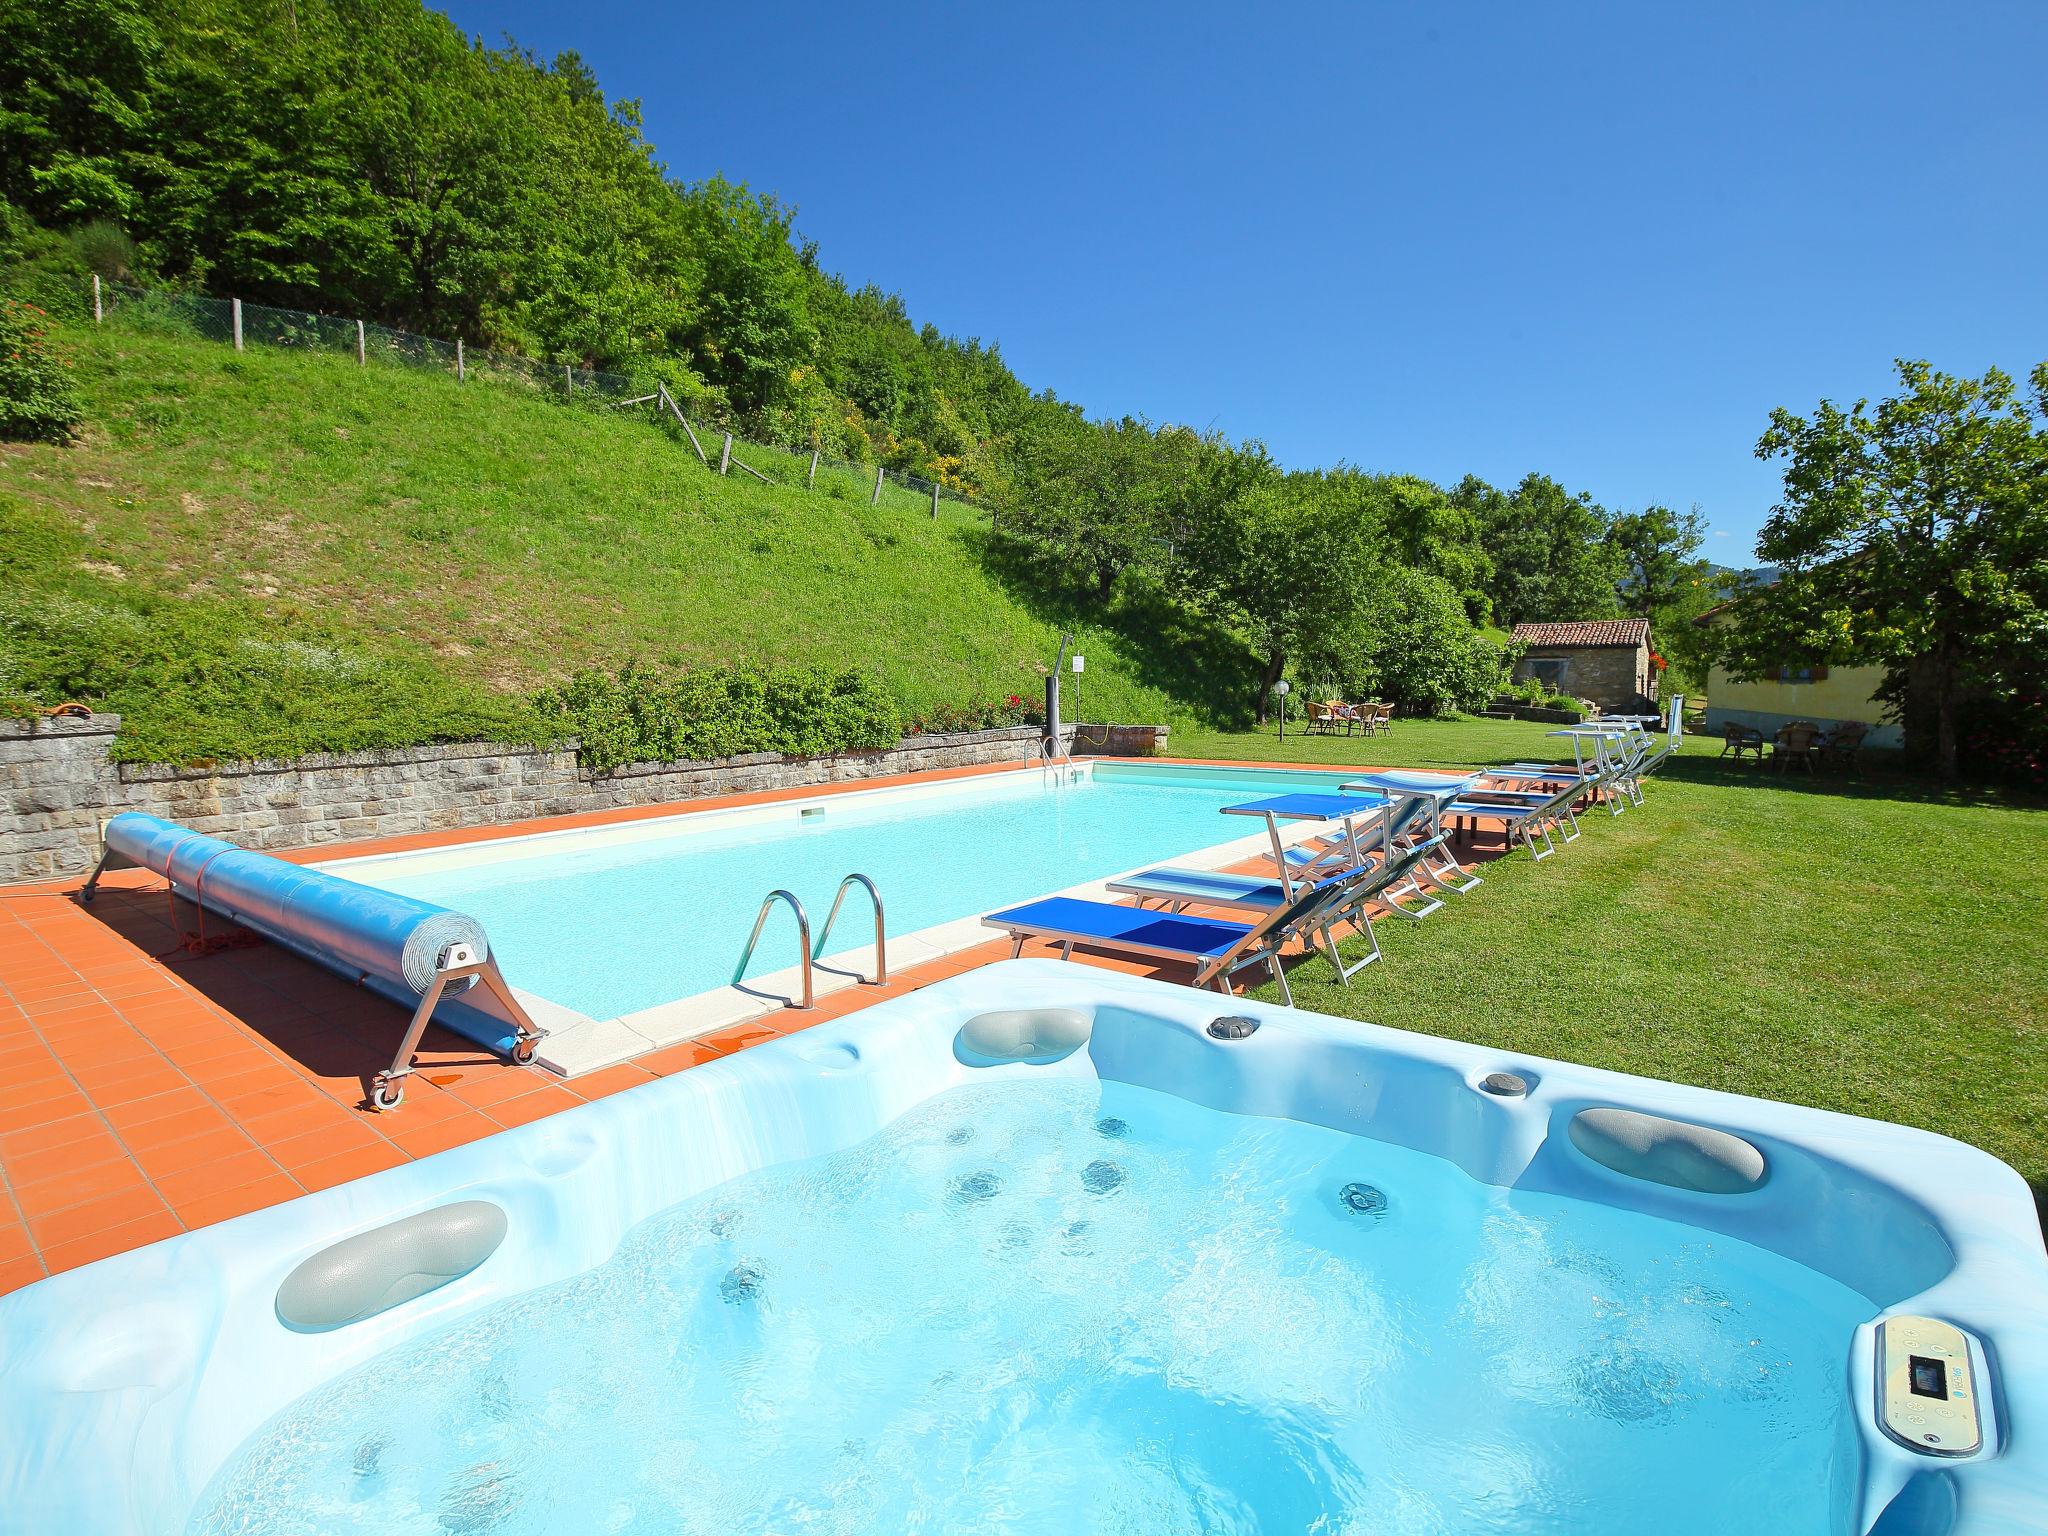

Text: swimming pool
xmin=2 ymin=963 xmax=2040 ymax=1534
xmin=323 ymin=761 xmax=1357 ymax=1070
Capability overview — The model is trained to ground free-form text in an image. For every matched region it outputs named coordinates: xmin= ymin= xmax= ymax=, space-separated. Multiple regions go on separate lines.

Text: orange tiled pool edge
xmin=0 ymin=754 xmax=1449 ymax=1294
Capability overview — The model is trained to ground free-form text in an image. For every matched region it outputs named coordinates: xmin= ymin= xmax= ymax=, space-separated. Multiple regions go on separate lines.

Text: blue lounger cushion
xmin=984 ymin=897 xmax=1249 ymax=958
xmin=1107 ymin=868 xmax=1291 ymax=910
xmin=1443 ymin=798 xmax=1547 ymax=822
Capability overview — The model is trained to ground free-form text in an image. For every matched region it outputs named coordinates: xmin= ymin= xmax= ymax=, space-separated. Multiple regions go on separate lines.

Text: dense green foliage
xmin=0 ymin=298 xmax=81 ymax=440
xmin=1722 ymin=359 xmax=2048 ymax=779
xmin=536 ymin=662 xmax=900 ymax=775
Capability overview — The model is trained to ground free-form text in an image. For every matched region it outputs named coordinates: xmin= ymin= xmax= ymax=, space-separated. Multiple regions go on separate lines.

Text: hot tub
xmin=1 ymin=961 xmax=2041 ymax=1534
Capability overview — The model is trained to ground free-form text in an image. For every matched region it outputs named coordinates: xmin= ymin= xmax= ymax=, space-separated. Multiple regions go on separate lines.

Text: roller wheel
xmin=512 ymin=1038 xmax=539 ymax=1065
xmin=371 ymin=1079 xmax=405 ymax=1111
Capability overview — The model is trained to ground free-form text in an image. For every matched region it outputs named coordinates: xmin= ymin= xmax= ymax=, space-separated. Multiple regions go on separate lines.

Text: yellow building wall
xmin=1703 ymin=661 xmax=1903 ymax=747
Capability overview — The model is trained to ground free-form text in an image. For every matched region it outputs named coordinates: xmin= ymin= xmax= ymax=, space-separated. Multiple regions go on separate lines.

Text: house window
xmin=1774 ymin=665 xmax=1830 ymax=684
xmin=1524 ymin=658 xmax=1568 ymax=690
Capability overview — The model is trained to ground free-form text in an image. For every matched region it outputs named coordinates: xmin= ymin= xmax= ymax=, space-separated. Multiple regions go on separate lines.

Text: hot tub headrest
xmin=955 ymin=1007 xmax=1092 ymax=1066
xmin=276 ymin=1200 xmax=508 ymax=1331
xmin=1567 ymin=1107 xmax=1768 ymax=1195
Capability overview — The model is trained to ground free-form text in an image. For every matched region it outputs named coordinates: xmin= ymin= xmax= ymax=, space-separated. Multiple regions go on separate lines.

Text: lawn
xmin=1170 ymin=719 xmax=2048 ymax=1219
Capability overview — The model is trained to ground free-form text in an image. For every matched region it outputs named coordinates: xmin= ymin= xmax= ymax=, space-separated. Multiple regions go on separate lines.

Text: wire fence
xmin=91 ymin=279 xmax=999 ymax=526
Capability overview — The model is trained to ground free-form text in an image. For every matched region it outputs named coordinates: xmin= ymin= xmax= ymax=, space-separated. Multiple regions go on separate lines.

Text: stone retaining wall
xmin=1 ymin=716 xmax=1167 ymax=885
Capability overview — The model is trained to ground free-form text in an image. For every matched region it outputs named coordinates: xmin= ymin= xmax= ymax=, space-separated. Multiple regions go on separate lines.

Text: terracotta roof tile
xmin=1509 ymin=619 xmax=1651 ymax=648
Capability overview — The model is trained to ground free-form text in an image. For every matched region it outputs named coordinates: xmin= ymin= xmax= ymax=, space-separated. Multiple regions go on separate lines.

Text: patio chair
xmin=1360 ymin=702 xmax=1393 ymax=735
xmin=1305 ymin=701 xmax=1348 ymax=737
xmin=1822 ymin=720 xmax=1869 ymax=771
xmin=983 ymin=863 xmax=1371 ymax=1006
xmin=1772 ymin=721 xmax=1822 ymax=773
xmin=1719 ymin=722 xmax=1766 ymax=764
xmin=1107 ymin=834 xmax=1449 ymax=982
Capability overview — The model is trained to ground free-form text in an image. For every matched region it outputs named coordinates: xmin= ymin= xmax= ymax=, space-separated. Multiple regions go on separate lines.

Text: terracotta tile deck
xmin=0 ymin=757 xmax=1517 ymax=1296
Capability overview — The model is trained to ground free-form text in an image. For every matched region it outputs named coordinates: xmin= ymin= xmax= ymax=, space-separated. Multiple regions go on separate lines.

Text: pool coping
xmin=312 ymin=759 xmax=1353 ymax=1078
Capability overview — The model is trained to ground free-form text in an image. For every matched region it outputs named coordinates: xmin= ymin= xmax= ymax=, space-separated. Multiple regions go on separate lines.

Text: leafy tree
xmin=1607 ymin=503 xmax=1707 ymax=617
xmin=1723 ymin=358 xmax=2048 ymax=779
xmin=1460 ymin=473 xmax=1622 ymax=625
xmin=1373 ymin=473 xmax=1493 ymax=623
xmin=0 ymin=0 xmax=159 ymax=222
xmin=1177 ymin=465 xmax=1378 ymax=720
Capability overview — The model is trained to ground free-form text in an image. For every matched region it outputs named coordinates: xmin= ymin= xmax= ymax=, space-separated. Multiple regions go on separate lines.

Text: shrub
xmin=0 ymin=300 xmax=83 ymax=442
xmin=1338 ymin=567 xmax=1507 ymax=715
xmin=902 ymin=693 xmax=1044 ymax=735
xmin=536 ymin=661 xmax=902 ymax=773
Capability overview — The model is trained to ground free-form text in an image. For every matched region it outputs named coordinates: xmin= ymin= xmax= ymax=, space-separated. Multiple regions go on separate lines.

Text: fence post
xmin=719 ymin=433 xmax=733 ymax=475
xmin=807 ymin=450 xmax=820 ymax=490
xmin=930 ymin=480 xmax=940 ymax=519
xmin=563 ymin=364 xmax=572 ymax=393
xmin=92 ymin=274 xmax=102 ymax=324
xmin=871 ymin=465 xmax=885 ymax=506
xmin=356 ymin=319 xmax=366 ymax=366
xmin=231 ymin=297 xmax=243 ymax=351
xmin=456 ymin=339 xmax=465 ymax=382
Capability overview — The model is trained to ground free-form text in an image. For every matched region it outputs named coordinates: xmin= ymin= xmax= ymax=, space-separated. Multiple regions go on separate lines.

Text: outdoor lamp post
xmin=1275 ymin=679 xmax=1291 ymax=742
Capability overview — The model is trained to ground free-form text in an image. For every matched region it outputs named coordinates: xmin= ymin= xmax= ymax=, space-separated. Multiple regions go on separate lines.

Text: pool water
xmin=358 ymin=768 xmax=1345 ymax=1020
xmin=189 ymin=1079 xmax=1866 ymax=1535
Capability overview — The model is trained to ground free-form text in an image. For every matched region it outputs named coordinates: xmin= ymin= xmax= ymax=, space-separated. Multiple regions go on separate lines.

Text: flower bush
xmin=0 ymin=300 xmax=82 ymax=442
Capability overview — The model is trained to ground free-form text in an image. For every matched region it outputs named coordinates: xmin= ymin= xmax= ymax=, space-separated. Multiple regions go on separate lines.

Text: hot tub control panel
xmin=1876 ymin=1314 xmax=1982 ymax=1457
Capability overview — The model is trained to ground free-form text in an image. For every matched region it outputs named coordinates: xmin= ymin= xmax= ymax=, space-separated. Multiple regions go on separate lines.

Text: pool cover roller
xmin=91 ymin=813 xmax=540 ymax=1065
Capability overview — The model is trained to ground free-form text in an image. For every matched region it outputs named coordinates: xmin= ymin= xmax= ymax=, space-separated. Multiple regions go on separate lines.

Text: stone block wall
xmin=1 ymin=716 xmax=1164 ymax=885
xmin=1514 ymin=646 xmax=1651 ymax=711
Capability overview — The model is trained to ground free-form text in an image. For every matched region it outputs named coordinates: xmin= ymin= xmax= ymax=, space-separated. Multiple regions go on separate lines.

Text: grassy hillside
xmin=0 ymin=323 xmax=1252 ymax=762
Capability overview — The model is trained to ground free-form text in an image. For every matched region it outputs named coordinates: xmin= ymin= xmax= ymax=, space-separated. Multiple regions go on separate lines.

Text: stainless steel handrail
xmin=733 ymin=888 xmax=813 ymax=1008
xmin=815 ymin=872 xmax=886 ymax=985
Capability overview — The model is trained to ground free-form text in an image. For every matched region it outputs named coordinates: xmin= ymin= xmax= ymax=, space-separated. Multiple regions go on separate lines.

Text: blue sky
xmin=439 ymin=1 xmax=2046 ymax=560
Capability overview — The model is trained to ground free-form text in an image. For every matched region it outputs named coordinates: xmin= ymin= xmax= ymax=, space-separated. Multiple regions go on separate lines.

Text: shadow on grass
xmin=1661 ymin=752 xmax=2048 ymax=813
xmin=960 ymin=527 xmax=1260 ymax=725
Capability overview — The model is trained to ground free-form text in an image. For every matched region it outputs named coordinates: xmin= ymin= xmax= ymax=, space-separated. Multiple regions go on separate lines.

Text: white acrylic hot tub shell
xmin=0 ymin=961 xmax=2042 ymax=1535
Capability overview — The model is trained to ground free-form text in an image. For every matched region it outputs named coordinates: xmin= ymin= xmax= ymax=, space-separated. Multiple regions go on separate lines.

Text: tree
xmin=1606 ymin=503 xmax=1706 ymax=617
xmin=1460 ymin=473 xmax=1622 ymax=626
xmin=1176 ymin=466 xmax=1376 ymax=721
xmin=1372 ymin=473 xmax=1493 ymax=623
xmin=1723 ymin=359 xmax=2048 ymax=779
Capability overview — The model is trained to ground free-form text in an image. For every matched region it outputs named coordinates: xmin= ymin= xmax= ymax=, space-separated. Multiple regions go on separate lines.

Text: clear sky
xmin=437 ymin=0 xmax=2046 ymax=560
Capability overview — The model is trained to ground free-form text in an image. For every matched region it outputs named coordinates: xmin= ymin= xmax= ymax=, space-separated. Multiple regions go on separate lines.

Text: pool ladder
xmin=732 ymin=874 xmax=886 ymax=1010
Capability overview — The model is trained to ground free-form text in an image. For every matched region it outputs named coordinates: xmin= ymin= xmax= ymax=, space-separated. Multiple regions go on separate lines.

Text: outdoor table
xmin=1221 ymin=792 xmax=1391 ymax=899
xmin=1546 ymin=726 xmax=1630 ymax=777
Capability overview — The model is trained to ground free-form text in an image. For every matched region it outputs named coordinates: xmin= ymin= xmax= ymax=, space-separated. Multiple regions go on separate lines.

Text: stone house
xmin=1508 ymin=620 xmax=1657 ymax=711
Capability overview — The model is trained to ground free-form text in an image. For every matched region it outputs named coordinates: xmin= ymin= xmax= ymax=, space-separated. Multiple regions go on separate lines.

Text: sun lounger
xmin=983 ymin=864 xmax=1367 ymax=1005
xmin=1107 ymin=836 xmax=1448 ymax=981
xmin=1442 ymin=778 xmax=1587 ymax=860
xmin=1276 ymin=792 xmax=1452 ymax=915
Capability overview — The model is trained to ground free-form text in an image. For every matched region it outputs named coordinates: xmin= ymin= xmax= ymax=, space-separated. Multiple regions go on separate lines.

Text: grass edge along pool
xmin=0 ymin=962 xmax=2041 ymax=1534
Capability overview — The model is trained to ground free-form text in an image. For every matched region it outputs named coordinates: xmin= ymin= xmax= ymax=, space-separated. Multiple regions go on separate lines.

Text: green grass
xmin=1170 ymin=720 xmax=2048 ymax=1217
xmin=0 ymin=321 xmax=1241 ymax=761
